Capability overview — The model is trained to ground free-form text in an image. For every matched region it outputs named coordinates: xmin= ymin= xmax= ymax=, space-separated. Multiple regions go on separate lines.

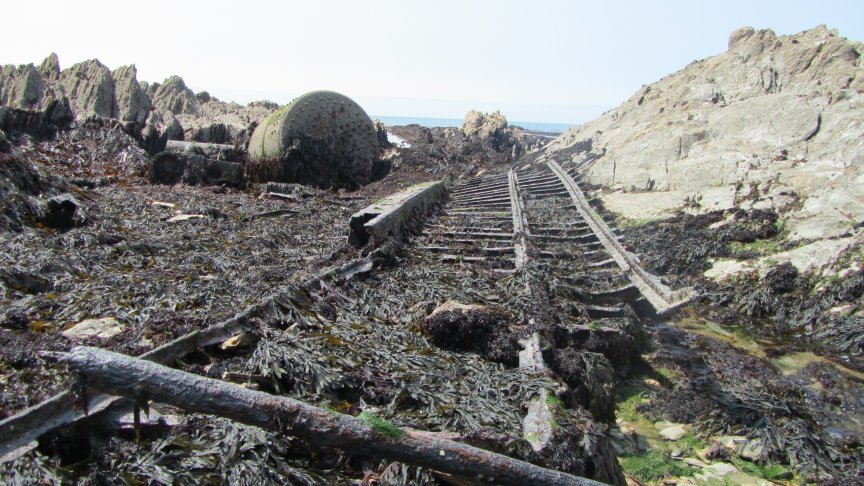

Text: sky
xmin=2 ymin=0 xmax=862 ymax=124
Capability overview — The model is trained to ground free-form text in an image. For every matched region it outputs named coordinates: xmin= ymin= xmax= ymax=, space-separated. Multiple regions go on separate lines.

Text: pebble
xmin=62 ymin=317 xmax=125 ymax=340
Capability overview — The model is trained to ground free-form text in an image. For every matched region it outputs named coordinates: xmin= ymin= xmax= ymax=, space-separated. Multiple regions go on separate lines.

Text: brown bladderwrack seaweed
xmin=420 ymin=301 xmax=521 ymax=366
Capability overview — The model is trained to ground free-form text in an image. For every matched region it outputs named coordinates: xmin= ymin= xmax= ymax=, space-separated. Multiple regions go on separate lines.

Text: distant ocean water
xmin=374 ymin=115 xmax=574 ymax=134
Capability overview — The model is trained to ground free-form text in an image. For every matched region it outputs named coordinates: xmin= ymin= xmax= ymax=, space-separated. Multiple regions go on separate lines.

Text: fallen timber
xmin=2 ymin=173 xmax=687 ymax=480
xmin=547 ymin=159 xmax=696 ymax=314
xmin=0 ymin=251 xmax=387 ymax=463
xmin=0 ymin=316 xmax=247 ymax=462
xmin=60 ymin=347 xmax=601 ymax=486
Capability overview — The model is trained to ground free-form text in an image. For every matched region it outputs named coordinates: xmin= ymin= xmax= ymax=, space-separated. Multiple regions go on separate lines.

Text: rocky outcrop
xmin=111 ymin=65 xmax=150 ymax=127
xmin=150 ymin=76 xmax=198 ymax=116
xmin=140 ymin=110 xmax=183 ymax=154
xmin=463 ymin=110 xmax=508 ymax=140
xmin=58 ymin=59 xmax=115 ymax=118
xmin=462 ymin=110 xmax=526 ymax=155
xmin=0 ymin=64 xmax=45 ymax=109
xmin=539 ymin=25 xmax=863 ymax=270
xmin=372 ymin=118 xmax=389 ymax=148
xmin=0 ymin=57 xmax=71 ymax=136
xmin=245 ymin=91 xmax=381 ymax=189
xmin=0 ymin=54 xmax=274 ymax=154
xmin=387 ymin=112 xmax=549 ymax=178
xmin=38 ymin=53 xmax=60 ymax=80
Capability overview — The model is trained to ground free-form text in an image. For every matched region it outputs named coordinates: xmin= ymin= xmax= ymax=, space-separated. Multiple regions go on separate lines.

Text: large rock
xmin=150 ymin=75 xmax=198 ymax=116
xmin=140 ymin=111 xmax=183 ymax=155
xmin=539 ymin=25 xmax=864 ymax=248
xmin=0 ymin=64 xmax=45 ymax=109
xmin=550 ymin=349 xmax=617 ymax=422
xmin=111 ymin=65 xmax=150 ymax=127
xmin=0 ymin=56 xmax=72 ymax=136
xmin=463 ymin=109 xmax=508 ymax=140
xmin=62 ymin=317 xmax=125 ymax=340
xmin=38 ymin=52 xmax=60 ymax=80
xmin=245 ymin=90 xmax=381 ymax=189
xmin=58 ymin=59 xmax=116 ymax=118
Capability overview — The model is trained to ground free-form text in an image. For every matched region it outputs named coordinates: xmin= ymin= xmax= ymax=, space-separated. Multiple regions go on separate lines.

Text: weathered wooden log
xmin=0 ymin=264 xmax=381 ymax=462
xmin=0 ymin=316 xmax=248 ymax=462
xmin=62 ymin=347 xmax=601 ymax=486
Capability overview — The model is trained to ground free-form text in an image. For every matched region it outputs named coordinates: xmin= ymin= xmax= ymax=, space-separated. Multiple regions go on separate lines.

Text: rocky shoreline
xmin=1 ymin=24 xmax=863 ymax=485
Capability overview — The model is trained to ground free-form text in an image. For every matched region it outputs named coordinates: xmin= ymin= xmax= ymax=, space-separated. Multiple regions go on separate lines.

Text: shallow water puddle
xmin=673 ymin=313 xmax=767 ymax=358
xmin=670 ymin=312 xmax=864 ymax=441
xmin=771 ymin=351 xmax=864 ymax=380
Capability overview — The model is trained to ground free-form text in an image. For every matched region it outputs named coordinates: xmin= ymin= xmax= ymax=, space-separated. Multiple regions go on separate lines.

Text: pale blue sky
xmin=2 ymin=0 xmax=862 ymax=123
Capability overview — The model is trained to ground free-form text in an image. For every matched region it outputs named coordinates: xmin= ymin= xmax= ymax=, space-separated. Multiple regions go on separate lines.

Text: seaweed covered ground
xmin=2 ymin=121 xmax=864 ymax=485
xmin=1 ymin=124 xmax=589 ymax=484
xmin=596 ymin=202 xmax=864 ymax=483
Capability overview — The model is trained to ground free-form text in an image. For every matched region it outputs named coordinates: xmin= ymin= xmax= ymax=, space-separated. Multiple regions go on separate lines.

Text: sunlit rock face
xmin=540 ymin=25 xmax=864 ymax=243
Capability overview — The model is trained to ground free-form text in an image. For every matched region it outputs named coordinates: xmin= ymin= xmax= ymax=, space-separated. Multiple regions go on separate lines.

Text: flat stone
xmin=702 ymin=462 xmax=739 ymax=476
xmin=683 ymin=457 xmax=708 ymax=468
xmin=757 ymin=235 xmax=860 ymax=277
xmin=739 ymin=439 xmax=764 ymax=461
xmin=720 ymin=435 xmax=747 ymax=449
xmin=704 ymin=259 xmax=754 ymax=282
xmin=600 ymin=190 xmax=686 ymax=221
xmin=62 ymin=317 xmax=125 ymax=340
xmin=725 ymin=472 xmax=772 ymax=485
xmin=659 ymin=424 xmax=688 ymax=441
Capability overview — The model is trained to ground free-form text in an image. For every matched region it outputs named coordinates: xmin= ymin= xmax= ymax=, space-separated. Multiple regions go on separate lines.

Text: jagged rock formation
xmin=58 ymin=59 xmax=116 ymax=119
xmin=246 ymin=91 xmax=381 ymax=188
xmin=0 ymin=57 xmax=72 ymax=136
xmin=0 ymin=54 xmax=274 ymax=154
xmin=463 ymin=110 xmax=508 ymax=140
xmin=148 ymin=75 xmax=198 ymax=116
xmin=111 ymin=65 xmax=150 ymax=126
xmin=462 ymin=110 xmax=530 ymax=157
xmin=539 ymin=25 xmax=863 ymax=261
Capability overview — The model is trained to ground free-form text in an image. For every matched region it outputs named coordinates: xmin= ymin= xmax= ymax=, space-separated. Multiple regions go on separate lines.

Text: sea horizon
xmin=373 ymin=115 xmax=575 ymax=134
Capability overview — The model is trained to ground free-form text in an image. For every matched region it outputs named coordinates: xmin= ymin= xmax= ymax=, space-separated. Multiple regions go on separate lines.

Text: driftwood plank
xmin=61 ymin=346 xmax=601 ymax=486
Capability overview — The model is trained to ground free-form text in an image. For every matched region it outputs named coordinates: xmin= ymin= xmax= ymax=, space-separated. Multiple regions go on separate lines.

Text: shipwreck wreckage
xmin=1 ymin=145 xmax=697 ymax=484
